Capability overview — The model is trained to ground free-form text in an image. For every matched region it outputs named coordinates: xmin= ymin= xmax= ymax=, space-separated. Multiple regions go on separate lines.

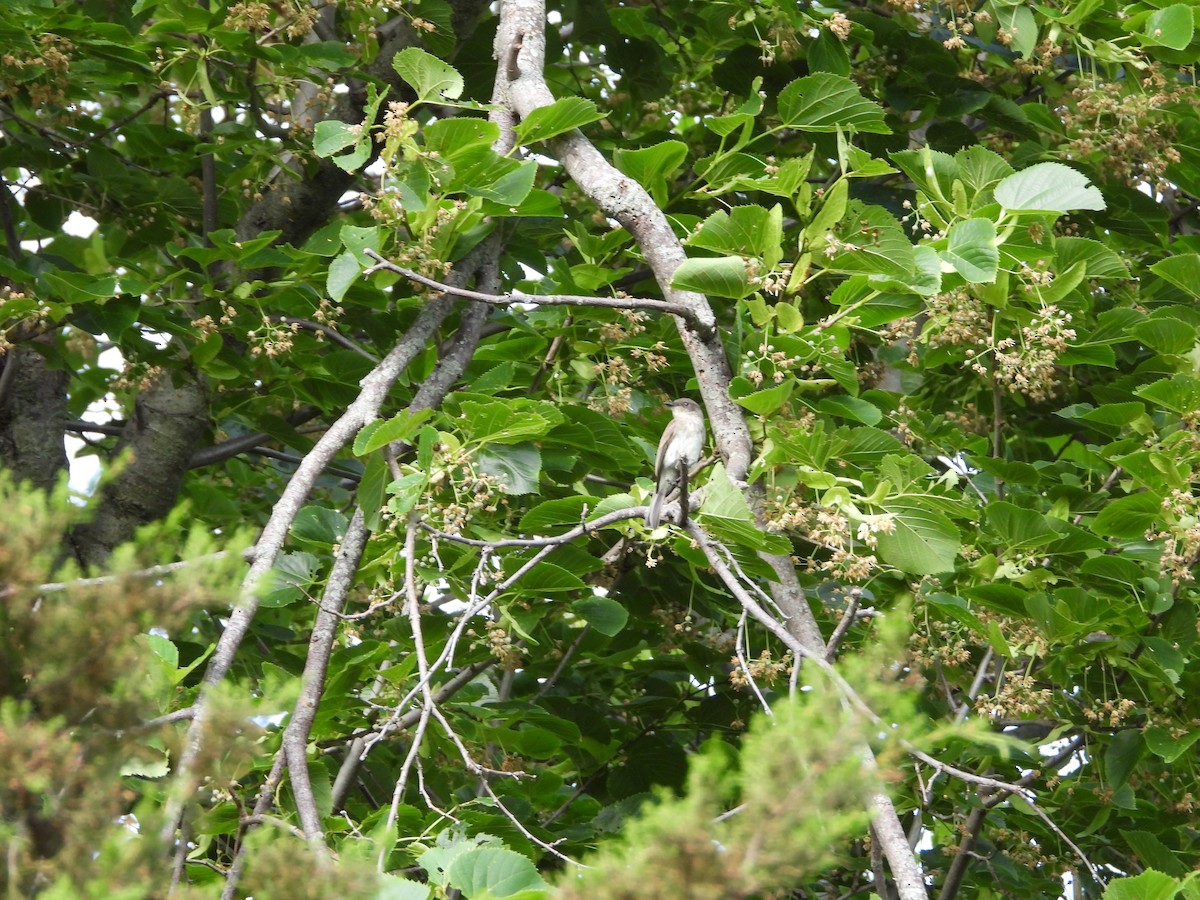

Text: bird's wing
xmin=654 ymin=419 xmax=678 ymax=480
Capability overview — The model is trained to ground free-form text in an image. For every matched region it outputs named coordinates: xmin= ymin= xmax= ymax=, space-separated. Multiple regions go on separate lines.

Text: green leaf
xmin=327 ymin=250 xmax=360 ymax=304
xmin=1032 ymin=260 xmax=1086 ymax=304
xmin=775 ymin=301 xmax=804 ymax=332
xmin=994 ymin=162 xmax=1106 ymax=214
xmin=671 ymin=256 xmax=759 ymax=299
xmin=924 ymin=592 xmax=986 ymax=634
xmin=354 ymin=409 xmax=436 ymax=455
xmin=291 ymin=506 xmax=348 ymax=545
xmin=294 ymin=40 xmax=359 ymax=70
xmin=41 ymin=270 xmax=119 ymax=303
xmin=733 ymin=381 xmax=795 ymax=416
xmin=869 ymin=245 xmax=942 ymax=297
xmin=469 ymin=362 xmax=516 ymax=394
xmin=1105 ymin=729 xmax=1143 ymax=788
xmin=191 ymin=333 xmax=222 ymax=366
xmin=613 ymin=141 xmax=689 ymax=207
xmin=511 ymin=561 xmax=586 ymax=593
xmin=469 ymin=159 xmax=538 ymax=206
xmin=1145 ymin=636 xmax=1185 ymax=684
xmin=875 ymin=500 xmax=960 ymax=575
xmin=808 ymin=28 xmax=851 ymax=75
xmin=704 ymin=111 xmax=755 ymax=138
xmin=826 ymin=202 xmax=915 ymax=279
xmin=890 ymin=147 xmax=958 ymax=210
xmin=939 ymin=217 xmax=998 ymax=283
xmin=458 ymin=398 xmax=562 ymax=445
xmin=359 ymin=453 xmax=389 ymax=532
xmin=1144 ymin=4 xmax=1194 ymax=50
xmin=1058 ymin=342 xmax=1115 ymax=367
xmin=387 ymin=473 xmax=428 ymax=518
xmin=262 ymin=551 xmax=319 ymax=607
xmin=1129 ymin=316 xmax=1196 ymax=355
xmin=70 ymin=294 xmax=138 ymax=337
xmin=1145 ymin=725 xmax=1200 ymax=762
xmin=698 ymin=463 xmax=791 ymax=553
xmin=994 ymin=4 xmax=1038 ymax=58
xmin=392 ymin=47 xmax=463 ymax=103
xmin=24 ymin=185 xmax=69 ymax=230
xmin=1136 ymin=375 xmax=1200 ymax=413
xmin=805 ymin=177 xmax=848 ymax=253
xmin=482 ymin=188 xmax=563 ymax=218
xmin=313 ymin=120 xmax=362 ymax=157
xmin=777 ymin=73 xmax=890 ymax=134
xmin=423 ymin=118 xmax=499 ymax=158
xmin=842 ymin=427 xmax=905 ymax=467
xmin=955 ymin=145 xmax=1015 ymax=195
xmin=1120 ymin=830 xmax=1189 ymax=877
xmin=477 ymin=443 xmax=542 ymax=494
xmin=1057 ymin=401 xmax=1149 ymax=433
xmin=514 ymin=96 xmax=606 ymax=145
xmin=445 ymin=846 xmax=550 ymax=899
xmin=1056 ymin=236 xmax=1129 ymax=279
xmin=1150 ymin=254 xmax=1200 ymax=300
xmin=1079 ymin=555 xmax=1144 ymax=594
xmin=815 ymin=396 xmax=882 ymax=425
xmin=572 ymin=596 xmax=629 ymax=636
xmin=688 ymin=204 xmax=784 ymax=271
xmin=341 ymin=223 xmax=382 ymax=261
xmin=519 ymin=497 xmax=591 ymax=531
xmin=854 ymin=291 xmax=923 ymax=327
xmin=983 ymin=502 xmax=1057 ymax=549
xmin=1090 ymin=491 xmax=1163 ymax=539
xmin=1101 ymin=869 xmax=1182 ymax=900
xmin=548 ymin=406 xmax=639 ymax=467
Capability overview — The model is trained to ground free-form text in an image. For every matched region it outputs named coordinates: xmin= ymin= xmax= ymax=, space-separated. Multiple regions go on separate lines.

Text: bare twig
xmin=238 ymin=814 xmax=309 ymax=842
xmin=1026 ymin=801 xmax=1100 ymax=884
xmin=85 ymin=90 xmax=174 ymax=145
xmin=124 ymin=707 xmax=197 ymax=732
xmin=330 ymin=658 xmax=495 ymax=811
xmin=534 ymin=624 xmax=591 ymax=699
xmin=478 ymin=778 xmax=583 ymax=867
xmin=528 ymin=315 xmax=571 ymax=395
xmin=283 ymin=507 xmax=370 ymax=841
xmin=362 ymin=248 xmax=707 ymax=332
xmin=382 ymin=512 xmax=440 ymax=868
xmin=270 ymin=316 xmax=380 ymax=361
xmin=419 ymin=504 xmax=646 ymax=550
xmin=37 ymin=550 xmax=242 ymax=593
xmin=825 ymin=587 xmax=864 ymax=662
xmin=735 ymin=611 xmax=773 ymax=715
xmin=938 ymin=734 xmax=1088 ymax=899
xmin=364 ymin=541 xmax=564 ymax=755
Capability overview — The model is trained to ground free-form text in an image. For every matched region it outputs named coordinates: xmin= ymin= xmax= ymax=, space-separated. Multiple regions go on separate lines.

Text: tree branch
xmin=283 ymin=506 xmax=370 ymax=841
xmin=71 ymin=373 xmax=210 ymax=567
xmin=498 ymin=0 xmax=750 ymax=481
xmin=160 ymin=272 xmax=463 ymax=847
xmin=362 ymin=249 xmax=708 ymax=333
xmin=684 ymin=520 xmax=928 ymax=899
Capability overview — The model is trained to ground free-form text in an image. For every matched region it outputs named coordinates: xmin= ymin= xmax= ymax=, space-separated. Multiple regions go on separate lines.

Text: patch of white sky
xmin=53 ymin=209 xmax=118 ymax=496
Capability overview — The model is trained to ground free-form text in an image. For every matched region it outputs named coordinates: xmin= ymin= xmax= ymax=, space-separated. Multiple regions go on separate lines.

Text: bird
xmin=646 ymin=398 xmax=707 ymax=528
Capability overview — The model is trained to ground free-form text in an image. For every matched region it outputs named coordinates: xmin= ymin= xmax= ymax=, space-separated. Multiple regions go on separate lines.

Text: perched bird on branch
xmin=646 ymin=398 xmax=707 ymax=528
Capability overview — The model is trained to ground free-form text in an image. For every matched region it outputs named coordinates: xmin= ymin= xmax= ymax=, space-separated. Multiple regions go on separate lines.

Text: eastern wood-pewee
xmin=645 ymin=397 xmax=707 ymax=528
